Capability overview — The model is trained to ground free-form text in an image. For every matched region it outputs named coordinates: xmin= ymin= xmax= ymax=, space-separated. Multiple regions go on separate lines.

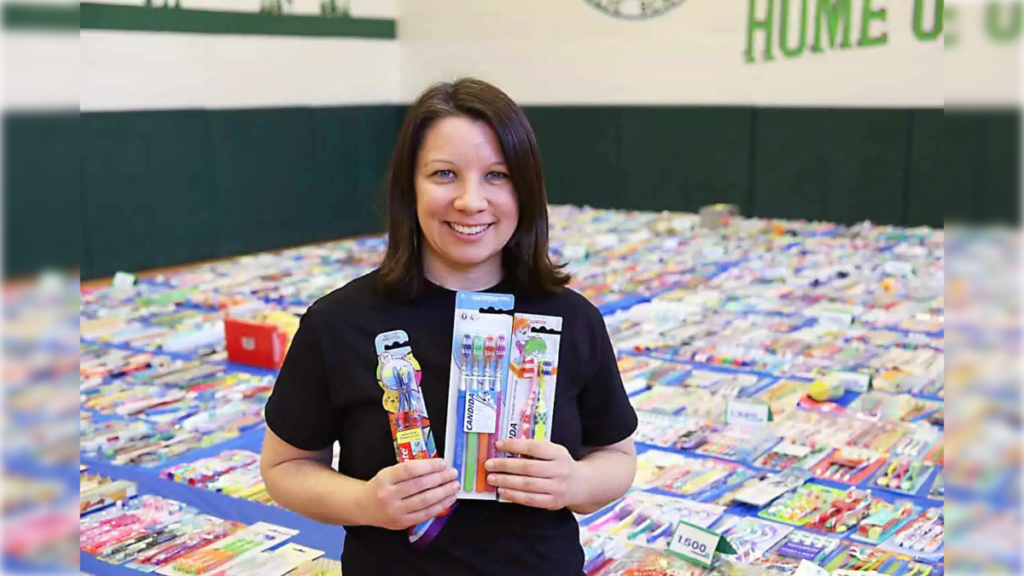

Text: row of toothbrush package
xmin=443 ymin=292 xmax=563 ymax=501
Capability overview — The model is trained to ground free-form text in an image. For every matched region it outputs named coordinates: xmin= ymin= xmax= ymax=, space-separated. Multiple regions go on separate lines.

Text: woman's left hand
xmin=484 ymin=439 xmax=579 ymax=510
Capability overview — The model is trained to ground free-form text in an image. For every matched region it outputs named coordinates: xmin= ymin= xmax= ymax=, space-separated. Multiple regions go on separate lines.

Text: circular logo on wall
xmin=586 ymin=0 xmax=687 ymax=20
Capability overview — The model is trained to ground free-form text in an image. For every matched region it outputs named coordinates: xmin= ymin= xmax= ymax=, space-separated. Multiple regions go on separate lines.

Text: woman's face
xmin=415 ymin=115 xmax=519 ymax=282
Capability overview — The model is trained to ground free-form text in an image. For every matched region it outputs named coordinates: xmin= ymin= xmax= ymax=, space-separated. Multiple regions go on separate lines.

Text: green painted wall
xmin=77 ymin=107 xmax=398 ymax=280
xmin=4 ymin=106 xmax=1018 ymax=280
xmin=4 ymin=113 xmax=82 ymax=278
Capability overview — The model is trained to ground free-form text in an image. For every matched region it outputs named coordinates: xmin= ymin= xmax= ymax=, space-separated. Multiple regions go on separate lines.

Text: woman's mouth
xmin=447 ymin=222 xmax=493 ymax=236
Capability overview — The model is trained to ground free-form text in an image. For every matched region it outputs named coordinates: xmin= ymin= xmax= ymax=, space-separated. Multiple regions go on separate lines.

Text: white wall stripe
xmin=399 ymin=0 xmax=1017 ymax=108
xmin=4 ymin=31 xmax=80 ymax=112
xmin=79 ymin=31 xmax=399 ymax=111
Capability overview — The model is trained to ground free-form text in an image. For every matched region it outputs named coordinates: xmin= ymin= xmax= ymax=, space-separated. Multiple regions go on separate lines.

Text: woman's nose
xmin=454 ymin=183 xmax=488 ymax=212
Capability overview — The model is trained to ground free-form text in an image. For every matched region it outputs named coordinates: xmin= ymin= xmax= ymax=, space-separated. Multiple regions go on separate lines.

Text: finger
xmin=496 ymin=439 xmax=558 ymax=460
xmin=386 ymin=458 xmax=450 ymax=484
xmin=399 ymin=481 xmax=460 ymax=516
xmin=487 ymin=473 xmax=556 ymax=494
xmin=404 ymin=493 xmax=458 ymax=526
xmin=497 ymin=487 xmax=557 ymax=510
xmin=393 ymin=467 xmax=458 ymax=499
xmin=485 ymin=457 xmax=556 ymax=478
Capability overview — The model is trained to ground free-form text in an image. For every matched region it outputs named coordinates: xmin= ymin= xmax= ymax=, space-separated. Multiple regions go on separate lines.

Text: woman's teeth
xmin=449 ymin=223 xmax=490 ymax=235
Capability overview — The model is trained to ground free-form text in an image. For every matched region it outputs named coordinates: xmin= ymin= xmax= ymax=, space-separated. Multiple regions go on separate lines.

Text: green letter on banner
xmin=812 ymin=0 xmax=852 ymax=53
xmin=780 ymin=0 xmax=809 ymax=58
xmin=746 ymin=0 xmax=776 ymax=63
xmin=986 ymin=1 xmax=1022 ymax=43
xmin=859 ymin=0 xmax=889 ymax=47
xmin=913 ymin=0 xmax=943 ymax=42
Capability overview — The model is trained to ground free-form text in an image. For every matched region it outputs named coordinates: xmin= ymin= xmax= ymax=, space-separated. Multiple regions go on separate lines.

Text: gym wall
xmin=3 ymin=0 xmax=1021 ymax=280
xmin=6 ymin=0 xmax=401 ymax=280
xmin=5 ymin=1 xmax=80 ymax=279
xmin=401 ymin=0 xmax=1019 ymax=230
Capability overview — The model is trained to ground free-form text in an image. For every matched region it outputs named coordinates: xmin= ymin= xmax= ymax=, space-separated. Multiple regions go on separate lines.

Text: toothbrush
xmin=393 ymin=368 xmax=408 ymax=434
xmin=477 ymin=336 xmax=496 ymax=493
xmin=588 ymin=499 xmax=635 ymax=531
xmin=465 ymin=336 xmax=485 ymax=492
xmin=878 ymin=459 xmax=900 ymax=487
xmin=519 ymin=357 xmax=538 ymax=443
xmin=534 ymin=360 xmax=552 ymax=440
xmin=490 ymin=335 xmax=506 ymax=464
xmin=397 ymin=368 xmax=427 ymax=458
xmin=902 ymin=461 xmax=922 ymax=492
xmin=456 ymin=335 xmax=472 ymax=491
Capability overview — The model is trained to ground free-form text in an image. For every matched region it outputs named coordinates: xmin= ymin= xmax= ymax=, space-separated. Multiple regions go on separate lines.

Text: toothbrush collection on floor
xmin=38 ymin=207 xmax=1010 ymax=573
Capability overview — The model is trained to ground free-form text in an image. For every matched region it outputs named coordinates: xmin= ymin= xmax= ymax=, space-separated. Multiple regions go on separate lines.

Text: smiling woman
xmin=377 ymin=78 xmax=571 ymax=301
xmin=414 ymin=115 xmax=520 ymax=289
xmin=260 ymin=77 xmax=639 ymax=576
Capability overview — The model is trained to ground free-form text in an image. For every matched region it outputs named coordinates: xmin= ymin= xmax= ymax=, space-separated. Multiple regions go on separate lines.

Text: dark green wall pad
xmin=617 ymin=107 xmax=754 ymax=214
xmin=906 ymin=109 xmax=944 ymax=228
xmin=524 ymin=106 xmax=754 ymax=214
xmin=81 ymin=110 xmax=220 ymax=279
xmin=4 ymin=113 xmax=81 ymax=279
xmin=752 ymin=108 xmax=910 ymax=226
xmin=942 ymin=111 xmax=991 ymax=225
xmin=525 ymin=107 xmax=626 ymax=209
xmin=938 ymin=108 xmax=1021 ymax=227
xmin=980 ymin=109 xmax=1021 ymax=226
xmin=79 ymin=3 xmax=396 ymax=39
xmin=6 ymin=104 xmax=1019 ymax=280
xmin=73 ymin=106 xmax=400 ymax=281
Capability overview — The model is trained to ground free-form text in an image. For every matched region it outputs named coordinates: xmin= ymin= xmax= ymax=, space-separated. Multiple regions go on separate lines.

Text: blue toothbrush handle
xmin=454 ymin=390 xmax=467 ymax=484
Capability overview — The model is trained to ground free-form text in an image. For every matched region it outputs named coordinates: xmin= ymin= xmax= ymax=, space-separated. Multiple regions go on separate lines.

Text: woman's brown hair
xmin=376 ymin=77 xmax=570 ymax=301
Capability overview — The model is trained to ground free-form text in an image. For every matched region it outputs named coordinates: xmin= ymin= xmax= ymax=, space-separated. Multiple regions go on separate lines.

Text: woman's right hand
xmin=361 ymin=459 xmax=460 ymax=530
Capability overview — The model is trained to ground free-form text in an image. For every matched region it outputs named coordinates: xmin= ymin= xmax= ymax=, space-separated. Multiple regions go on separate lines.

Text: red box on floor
xmin=224 ymin=316 xmax=291 ymax=370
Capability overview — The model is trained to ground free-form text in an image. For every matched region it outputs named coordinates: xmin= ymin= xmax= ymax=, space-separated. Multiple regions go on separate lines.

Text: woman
xmin=261 ymin=77 xmax=638 ymax=575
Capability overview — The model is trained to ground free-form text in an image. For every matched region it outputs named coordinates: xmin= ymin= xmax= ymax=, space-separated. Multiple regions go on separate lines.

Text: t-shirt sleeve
xmin=578 ymin=303 xmax=638 ymax=447
xmin=264 ymin=310 xmax=340 ymax=451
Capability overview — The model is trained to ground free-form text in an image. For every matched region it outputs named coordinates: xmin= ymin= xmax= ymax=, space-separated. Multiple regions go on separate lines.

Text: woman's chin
xmin=441 ymin=249 xmax=501 ymax=270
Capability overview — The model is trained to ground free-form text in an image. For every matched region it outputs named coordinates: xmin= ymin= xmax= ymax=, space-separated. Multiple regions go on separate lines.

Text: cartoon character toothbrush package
xmin=374 ymin=330 xmax=449 ymax=546
xmin=500 ymin=314 xmax=563 ymax=448
xmin=496 ymin=312 xmax=562 ymax=503
xmin=444 ymin=292 xmax=516 ymax=500
xmin=376 ymin=330 xmax=437 ymax=463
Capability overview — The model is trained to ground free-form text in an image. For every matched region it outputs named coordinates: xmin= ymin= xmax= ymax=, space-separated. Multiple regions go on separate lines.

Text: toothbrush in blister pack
xmin=445 ymin=292 xmax=515 ymax=500
xmin=498 ymin=312 xmax=562 ymax=506
xmin=374 ymin=330 xmax=450 ymax=547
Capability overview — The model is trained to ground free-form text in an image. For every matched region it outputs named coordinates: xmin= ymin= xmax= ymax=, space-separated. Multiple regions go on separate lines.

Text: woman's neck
xmin=422 ymin=252 xmax=503 ymax=292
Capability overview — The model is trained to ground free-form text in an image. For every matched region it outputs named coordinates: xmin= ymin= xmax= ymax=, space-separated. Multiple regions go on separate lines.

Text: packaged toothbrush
xmin=374 ymin=330 xmax=450 ymax=546
xmin=444 ymin=292 xmax=515 ymax=500
xmin=494 ymin=312 xmax=563 ymax=504
xmin=500 ymin=313 xmax=563 ymax=451
xmin=376 ymin=330 xmax=436 ymax=462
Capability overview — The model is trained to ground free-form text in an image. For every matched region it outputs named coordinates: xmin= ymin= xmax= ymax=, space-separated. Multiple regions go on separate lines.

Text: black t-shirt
xmin=264 ymin=271 xmax=638 ymax=576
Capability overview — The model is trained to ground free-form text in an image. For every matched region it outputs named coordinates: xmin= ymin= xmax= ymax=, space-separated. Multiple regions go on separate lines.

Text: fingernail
xmin=450 ymin=481 xmax=460 ymax=491
xmin=495 ymin=440 xmax=505 ymax=449
xmin=487 ymin=474 xmax=495 ymax=483
xmin=448 ymin=469 xmax=458 ymax=479
xmin=485 ymin=460 xmax=494 ymax=471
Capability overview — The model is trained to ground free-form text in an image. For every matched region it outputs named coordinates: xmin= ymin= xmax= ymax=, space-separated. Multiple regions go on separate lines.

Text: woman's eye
xmin=434 ymin=170 xmax=455 ymax=179
xmin=486 ymin=171 xmax=509 ymax=180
